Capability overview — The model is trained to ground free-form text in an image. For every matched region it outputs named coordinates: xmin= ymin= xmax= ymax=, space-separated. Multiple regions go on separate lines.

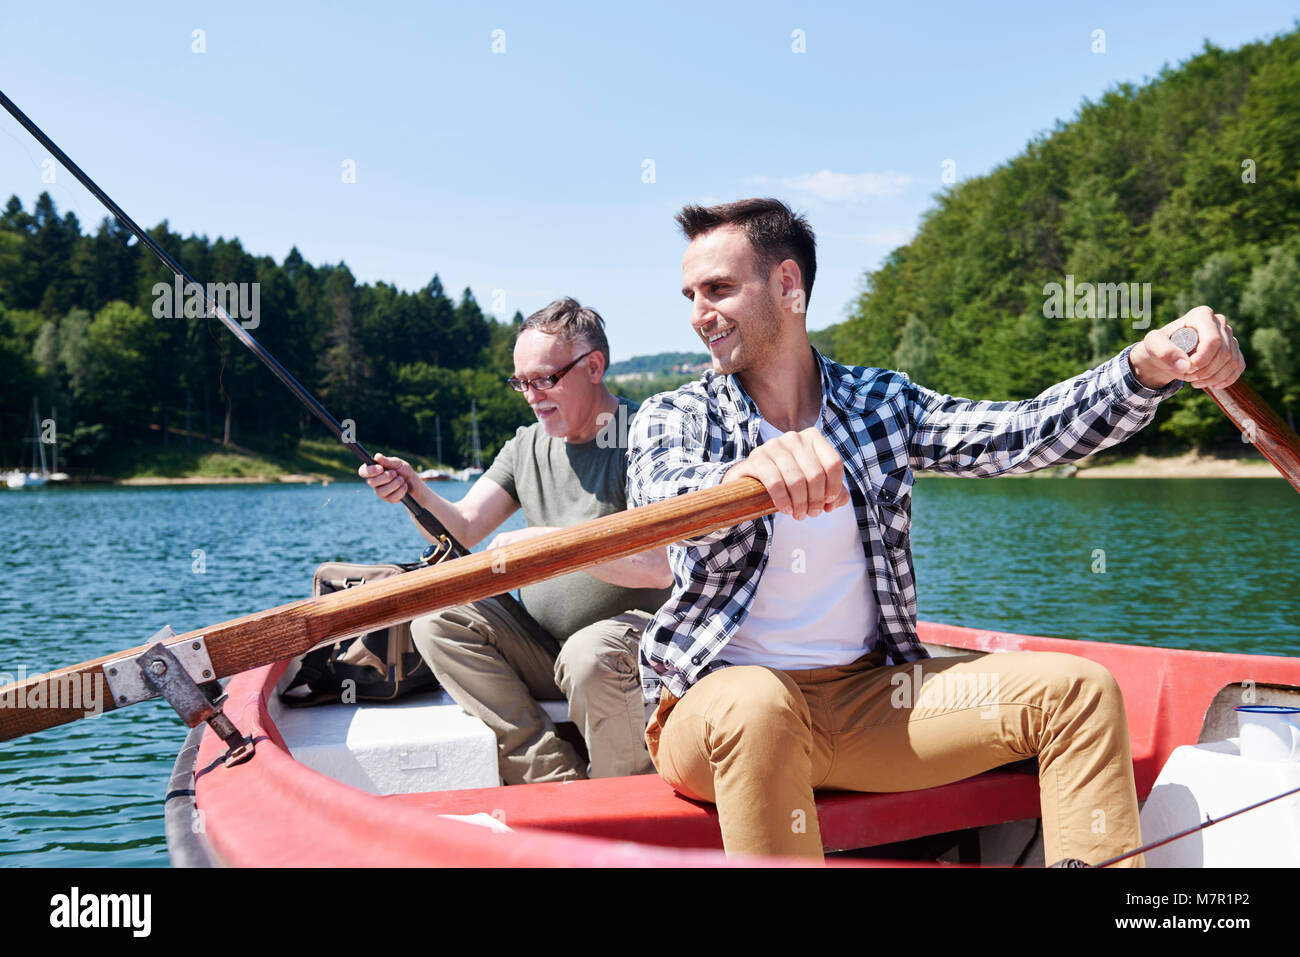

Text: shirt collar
xmin=712 ymin=344 xmax=905 ymax=423
xmin=816 ymin=348 xmax=907 ymax=415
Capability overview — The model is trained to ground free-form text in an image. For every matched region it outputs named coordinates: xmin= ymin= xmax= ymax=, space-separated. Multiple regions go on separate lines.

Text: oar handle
xmin=1169 ymin=327 xmax=1300 ymax=492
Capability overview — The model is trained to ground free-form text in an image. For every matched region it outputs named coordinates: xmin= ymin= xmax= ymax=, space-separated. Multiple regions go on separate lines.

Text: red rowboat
xmin=169 ymin=620 xmax=1300 ymax=867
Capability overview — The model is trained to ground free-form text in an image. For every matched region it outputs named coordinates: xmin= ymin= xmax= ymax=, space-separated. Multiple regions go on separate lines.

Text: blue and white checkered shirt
xmin=626 ymin=345 xmax=1182 ymax=703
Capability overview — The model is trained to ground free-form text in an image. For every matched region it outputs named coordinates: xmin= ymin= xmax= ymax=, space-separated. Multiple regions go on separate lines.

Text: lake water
xmin=0 ymin=477 xmax=1296 ymax=866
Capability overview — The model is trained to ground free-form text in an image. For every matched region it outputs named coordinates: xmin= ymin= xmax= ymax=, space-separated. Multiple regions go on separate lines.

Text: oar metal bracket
xmin=102 ymin=627 xmax=254 ymax=767
xmin=102 ymin=627 xmax=215 ymax=708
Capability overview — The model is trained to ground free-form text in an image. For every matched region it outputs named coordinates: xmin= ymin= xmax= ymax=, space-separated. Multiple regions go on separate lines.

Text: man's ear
xmin=778 ymin=259 xmax=805 ymax=314
xmin=588 ymin=349 xmax=607 ymax=381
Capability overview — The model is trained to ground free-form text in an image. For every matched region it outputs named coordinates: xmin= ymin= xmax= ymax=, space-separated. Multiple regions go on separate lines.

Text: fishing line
xmin=1096 ymin=782 xmax=1300 ymax=867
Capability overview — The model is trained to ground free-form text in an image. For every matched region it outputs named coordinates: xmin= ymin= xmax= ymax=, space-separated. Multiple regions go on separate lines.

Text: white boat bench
xmin=267 ymin=688 xmax=570 ymax=795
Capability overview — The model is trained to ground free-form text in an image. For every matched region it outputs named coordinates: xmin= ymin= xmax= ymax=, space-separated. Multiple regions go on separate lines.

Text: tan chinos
xmin=412 ymin=598 xmax=655 ymax=785
xmin=646 ymin=648 xmax=1145 ymax=866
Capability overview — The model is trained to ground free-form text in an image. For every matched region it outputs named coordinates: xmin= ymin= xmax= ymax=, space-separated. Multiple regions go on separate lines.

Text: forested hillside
xmin=607 ymin=351 xmax=707 ymax=376
xmin=832 ymin=29 xmax=1300 ymax=444
xmin=0 ymin=200 xmax=531 ymax=472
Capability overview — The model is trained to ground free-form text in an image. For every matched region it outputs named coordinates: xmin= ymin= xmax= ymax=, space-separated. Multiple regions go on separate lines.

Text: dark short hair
xmin=674 ymin=197 xmax=817 ymax=305
xmin=517 ymin=297 xmax=610 ymax=374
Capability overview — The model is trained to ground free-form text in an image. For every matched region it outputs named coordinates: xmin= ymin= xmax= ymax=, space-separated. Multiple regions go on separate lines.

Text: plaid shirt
xmin=626 ymin=345 xmax=1182 ymax=702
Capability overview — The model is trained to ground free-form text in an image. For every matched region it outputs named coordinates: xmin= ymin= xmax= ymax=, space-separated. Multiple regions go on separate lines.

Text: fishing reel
xmin=419 ymin=535 xmax=457 ymax=567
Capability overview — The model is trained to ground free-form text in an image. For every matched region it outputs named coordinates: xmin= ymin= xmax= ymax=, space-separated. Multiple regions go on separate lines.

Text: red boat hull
xmin=191 ymin=622 xmax=1300 ymax=866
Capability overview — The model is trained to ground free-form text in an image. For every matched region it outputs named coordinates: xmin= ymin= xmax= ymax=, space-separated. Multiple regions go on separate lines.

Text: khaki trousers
xmin=646 ymin=649 xmax=1145 ymax=866
xmin=411 ymin=597 xmax=655 ymax=785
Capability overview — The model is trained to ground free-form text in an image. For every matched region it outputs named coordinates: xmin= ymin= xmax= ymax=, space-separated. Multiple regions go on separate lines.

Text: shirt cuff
xmin=1116 ymin=344 xmax=1183 ymax=403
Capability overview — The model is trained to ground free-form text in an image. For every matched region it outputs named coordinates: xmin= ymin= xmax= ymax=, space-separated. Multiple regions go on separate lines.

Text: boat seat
xmin=270 ymin=688 xmax=584 ymax=796
xmin=387 ymin=760 xmax=1042 ymax=853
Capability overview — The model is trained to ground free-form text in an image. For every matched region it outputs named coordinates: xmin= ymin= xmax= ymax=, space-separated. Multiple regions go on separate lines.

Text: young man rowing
xmin=362 ymin=298 xmax=672 ymax=784
xmin=626 ymin=198 xmax=1244 ymax=864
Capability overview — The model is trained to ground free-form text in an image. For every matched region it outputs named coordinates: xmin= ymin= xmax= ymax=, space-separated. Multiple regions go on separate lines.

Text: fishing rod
xmin=1094 ymin=782 xmax=1300 ymax=867
xmin=0 ymin=88 xmax=559 ymax=658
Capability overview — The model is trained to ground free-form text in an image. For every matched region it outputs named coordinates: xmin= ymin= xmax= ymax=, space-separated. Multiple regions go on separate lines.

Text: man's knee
xmin=656 ymin=667 xmax=812 ymax=798
xmin=1029 ymin=653 xmax=1126 ymax=717
xmin=554 ymin=616 xmax=641 ymax=695
xmin=409 ymin=605 xmax=491 ymax=666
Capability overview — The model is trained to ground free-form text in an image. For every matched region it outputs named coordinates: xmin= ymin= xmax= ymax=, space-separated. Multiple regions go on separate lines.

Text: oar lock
xmin=102 ymin=627 xmax=255 ymax=768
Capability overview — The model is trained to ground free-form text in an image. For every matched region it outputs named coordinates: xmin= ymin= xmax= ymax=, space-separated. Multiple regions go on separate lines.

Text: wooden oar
xmin=1170 ymin=326 xmax=1300 ymax=492
xmin=0 ymin=479 xmax=775 ymax=743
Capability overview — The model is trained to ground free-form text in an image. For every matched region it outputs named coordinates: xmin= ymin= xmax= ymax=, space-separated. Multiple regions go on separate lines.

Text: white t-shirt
xmin=721 ymin=412 xmax=881 ymax=670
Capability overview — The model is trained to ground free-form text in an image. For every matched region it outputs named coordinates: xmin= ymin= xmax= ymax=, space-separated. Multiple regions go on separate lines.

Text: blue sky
xmin=1 ymin=1 xmax=1296 ymax=361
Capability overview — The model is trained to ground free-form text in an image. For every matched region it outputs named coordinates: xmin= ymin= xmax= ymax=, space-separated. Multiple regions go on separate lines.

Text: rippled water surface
xmin=0 ymin=477 xmax=1296 ymax=866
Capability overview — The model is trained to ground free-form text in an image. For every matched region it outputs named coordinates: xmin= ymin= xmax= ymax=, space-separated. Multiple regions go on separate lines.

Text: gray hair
xmin=518 ymin=297 xmax=611 ymax=374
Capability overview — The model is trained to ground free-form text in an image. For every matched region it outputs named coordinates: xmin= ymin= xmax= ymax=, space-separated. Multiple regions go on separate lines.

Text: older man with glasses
xmin=359 ymin=297 xmax=672 ymax=784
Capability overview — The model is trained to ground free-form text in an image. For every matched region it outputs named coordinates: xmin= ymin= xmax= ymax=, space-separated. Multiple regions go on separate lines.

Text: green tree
xmin=1240 ymin=239 xmax=1300 ymax=428
xmin=827 ymin=27 xmax=1300 ymax=450
xmin=892 ymin=314 xmax=939 ymax=383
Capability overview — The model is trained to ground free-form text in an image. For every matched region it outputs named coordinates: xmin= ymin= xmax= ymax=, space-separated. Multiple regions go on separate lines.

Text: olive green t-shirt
xmin=482 ymin=396 xmax=672 ymax=643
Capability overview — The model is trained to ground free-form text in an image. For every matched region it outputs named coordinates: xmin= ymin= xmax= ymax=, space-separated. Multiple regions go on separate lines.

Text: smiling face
xmin=681 ymin=225 xmax=791 ymax=377
xmin=511 ymin=328 xmax=606 ymax=440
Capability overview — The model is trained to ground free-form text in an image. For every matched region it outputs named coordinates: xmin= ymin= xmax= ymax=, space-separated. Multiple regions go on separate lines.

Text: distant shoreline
xmin=115 ymin=473 xmax=330 ymax=486
xmin=917 ymin=450 xmax=1280 ymax=480
xmin=6 ymin=451 xmax=1281 ymax=487
xmin=115 ymin=453 xmax=1284 ymax=484
xmin=1074 ymin=451 xmax=1278 ymax=479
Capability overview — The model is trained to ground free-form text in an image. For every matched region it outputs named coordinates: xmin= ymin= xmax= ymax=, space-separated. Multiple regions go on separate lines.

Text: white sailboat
xmin=47 ymin=405 xmax=69 ymax=482
xmin=456 ymin=400 xmax=484 ymax=482
xmin=5 ymin=399 xmax=50 ymax=489
xmin=417 ymin=414 xmax=456 ymax=481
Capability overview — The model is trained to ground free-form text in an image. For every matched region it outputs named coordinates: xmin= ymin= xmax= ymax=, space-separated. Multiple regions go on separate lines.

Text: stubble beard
xmin=714 ymin=294 xmax=784 ymax=378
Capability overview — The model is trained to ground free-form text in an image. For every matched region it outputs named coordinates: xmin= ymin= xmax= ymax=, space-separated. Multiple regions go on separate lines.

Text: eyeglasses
xmin=506 ymin=349 xmax=597 ymax=393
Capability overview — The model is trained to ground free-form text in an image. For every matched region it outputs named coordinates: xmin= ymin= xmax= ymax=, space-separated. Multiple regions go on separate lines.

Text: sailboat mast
xmin=470 ymin=400 xmax=482 ymax=470
xmin=32 ymin=398 xmax=47 ymax=474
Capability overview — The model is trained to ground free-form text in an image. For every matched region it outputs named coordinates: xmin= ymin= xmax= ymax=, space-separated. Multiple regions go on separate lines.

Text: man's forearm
xmin=909 ymin=346 xmax=1179 ymax=476
xmin=585 ymin=549 xmax=673 ymax=589
xmin=403 ymin=479 xmax=474 ymax=547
